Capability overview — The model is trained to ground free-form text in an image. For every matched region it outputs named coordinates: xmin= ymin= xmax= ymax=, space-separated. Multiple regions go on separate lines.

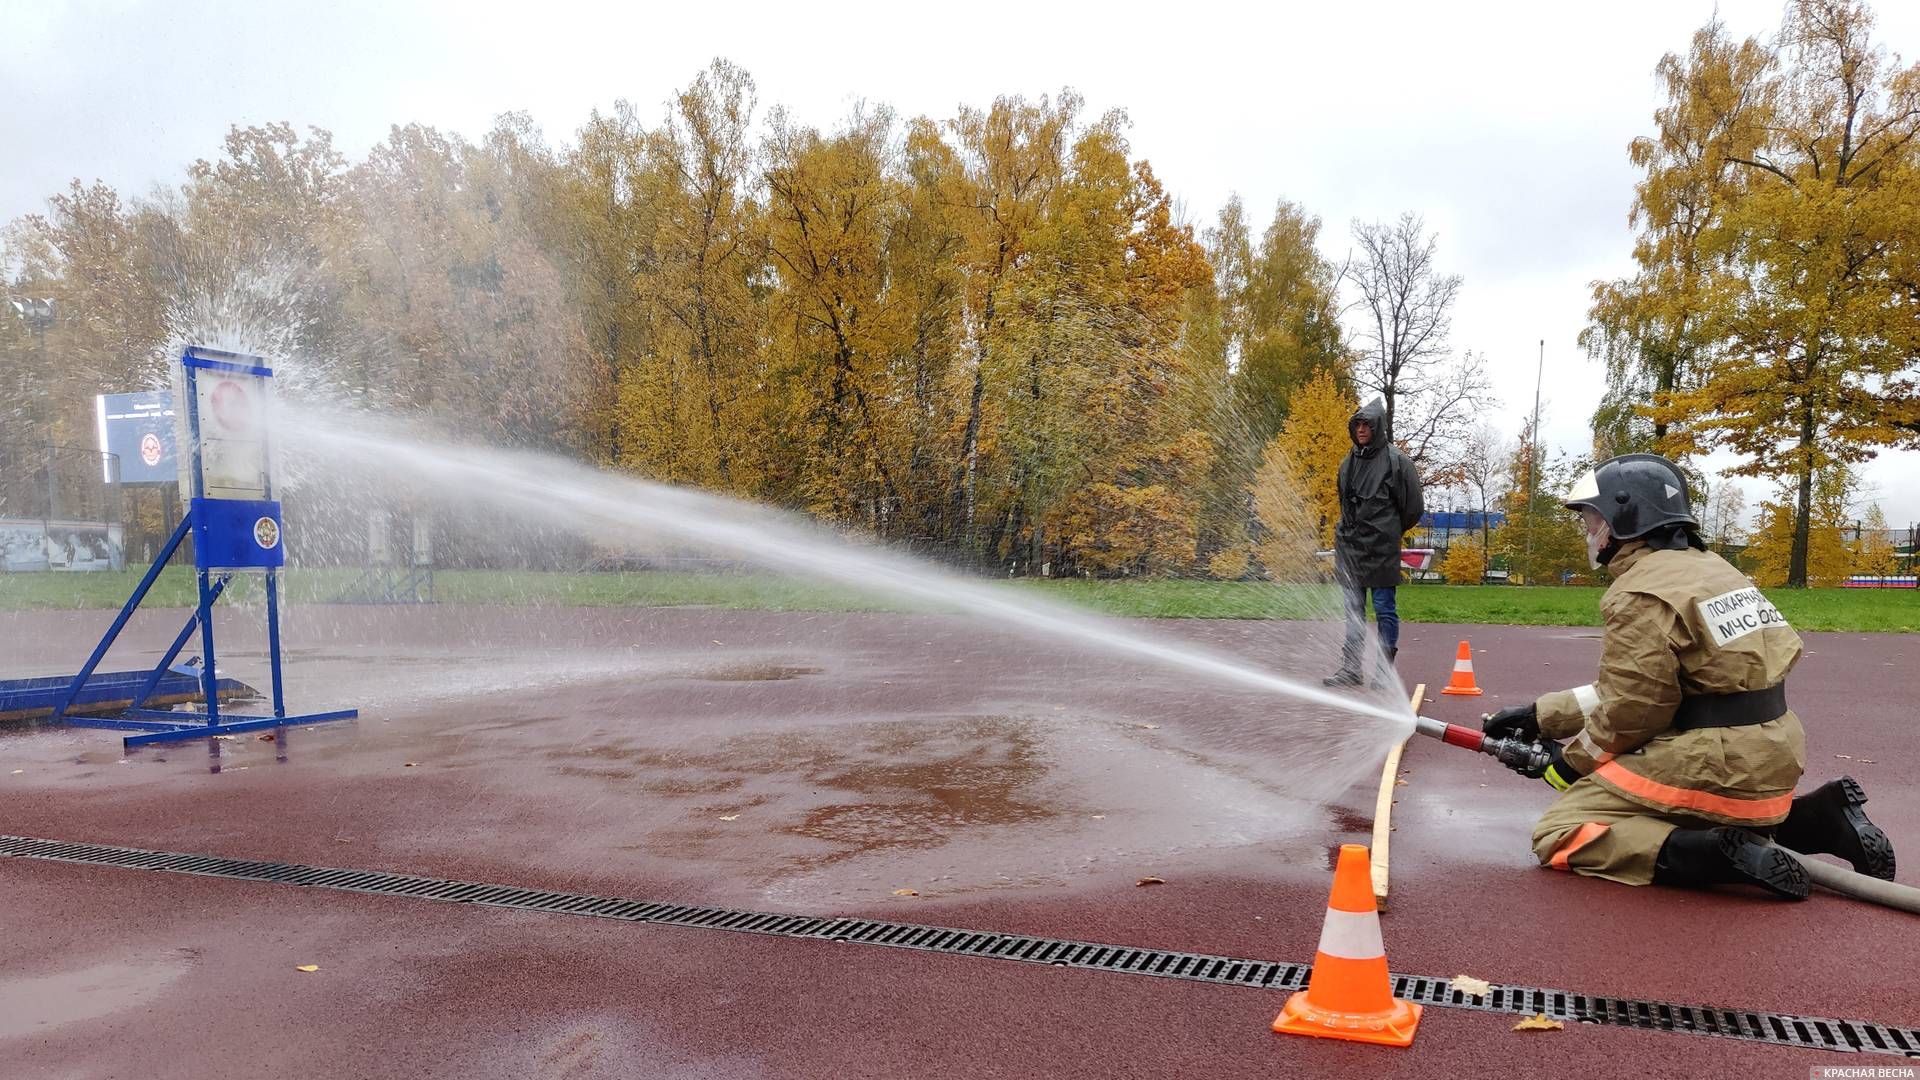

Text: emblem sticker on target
xmin=253 ymin=516 xmax=281 ymax=551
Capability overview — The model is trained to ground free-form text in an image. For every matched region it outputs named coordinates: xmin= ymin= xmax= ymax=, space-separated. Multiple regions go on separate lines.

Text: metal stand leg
xmin=132 ymin=574 xmax=229 ymax=709
xmin=195 ymin=567 xmax=220 ymax=729
xmin=265 ymin=567 xmax=286 ymax=718
xmin=50 ymin=515 xmax=192 ymax=722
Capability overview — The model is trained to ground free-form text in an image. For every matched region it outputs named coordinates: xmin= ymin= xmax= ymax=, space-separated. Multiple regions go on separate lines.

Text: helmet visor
xmin=1562 ymin=468 xmax=1600 ymax=511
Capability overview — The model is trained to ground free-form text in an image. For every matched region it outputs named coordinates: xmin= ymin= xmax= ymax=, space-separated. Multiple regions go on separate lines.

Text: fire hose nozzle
xmin=1414 ymin=715 xmax=1554 ymax=772
xmin=1482 ymin=735 xmax=1555 ymax=773
xmin=1413 ymin=715 xmax=1481 ymax=751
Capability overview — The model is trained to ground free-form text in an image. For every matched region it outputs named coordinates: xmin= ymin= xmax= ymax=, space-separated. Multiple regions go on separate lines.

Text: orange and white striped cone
xmin=1439 ymin=639 xmax=1483 ymax=696
xmin=1272 ymin=844 xmax=1421 ymax=1048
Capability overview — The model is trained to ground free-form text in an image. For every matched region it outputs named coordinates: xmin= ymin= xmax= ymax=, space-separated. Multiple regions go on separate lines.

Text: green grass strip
xmin=1 ymin=569 xmax=1911 ymax=633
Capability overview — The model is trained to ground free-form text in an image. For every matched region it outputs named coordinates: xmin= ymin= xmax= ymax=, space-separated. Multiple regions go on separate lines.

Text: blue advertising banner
xmin=95 ymin=390 xmax=177 ymax=485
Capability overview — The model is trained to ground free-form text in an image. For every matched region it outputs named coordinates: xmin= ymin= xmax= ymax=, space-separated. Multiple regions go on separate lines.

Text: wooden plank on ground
xmin=1371 ymin=683 xmax=1424 ymax=910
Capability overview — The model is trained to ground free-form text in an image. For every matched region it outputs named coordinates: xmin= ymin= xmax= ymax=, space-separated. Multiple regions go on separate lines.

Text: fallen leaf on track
xmin=892 ymin=888 xmax=918 ymax=897
xmin=1452 ymin=975 xmax=1491 ymax=997
xmin=295 ymin=965 xmax=319 ymax=973
xmin=1136 ymin=876 xmax=1166 ymax=887
xmin=718 ymin=814 xmax=739 ymax=821
xmin=1513 ymin=1014 xmax=1563 ymax=1032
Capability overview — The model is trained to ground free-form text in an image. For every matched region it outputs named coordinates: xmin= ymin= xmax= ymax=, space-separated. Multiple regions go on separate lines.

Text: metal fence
xmin=1839 ymin=523 xmax=1917 ymax=550
xmin=0 ymin=445 xmax=125 ymax=571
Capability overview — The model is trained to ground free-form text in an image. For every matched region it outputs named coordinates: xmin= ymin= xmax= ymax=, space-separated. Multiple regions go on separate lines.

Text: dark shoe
xmin=1772 ymin=776 xmax=1895 ymax=881
xmin=1653 ymin=827 xmax=1809 ymax=900
xmin=1322 ymin=669 xmax=1363 ymax=687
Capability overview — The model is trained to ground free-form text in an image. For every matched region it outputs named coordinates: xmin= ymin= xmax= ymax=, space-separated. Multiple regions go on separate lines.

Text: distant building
xmin=1410 ymin=510 xmax=1504 ymax=550
xmin=1406 ymin=510 xmax=1506 ymax=583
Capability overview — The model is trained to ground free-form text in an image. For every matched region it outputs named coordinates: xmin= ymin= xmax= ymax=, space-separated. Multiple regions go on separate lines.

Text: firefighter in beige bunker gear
xmin=1482 ymin=454 xmax=1895 ymax=899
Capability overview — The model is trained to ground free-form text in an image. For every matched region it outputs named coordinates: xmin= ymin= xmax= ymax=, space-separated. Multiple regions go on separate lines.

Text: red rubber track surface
xmin=2 ymin=607 xmax=1914 ymax=1078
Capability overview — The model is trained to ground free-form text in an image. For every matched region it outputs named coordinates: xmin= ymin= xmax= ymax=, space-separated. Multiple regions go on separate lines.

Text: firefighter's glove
xmin=1482 ymin=703 xmax=1539 ymax=743
xmin=1523 ymin=741 xmax=1585 ymax=792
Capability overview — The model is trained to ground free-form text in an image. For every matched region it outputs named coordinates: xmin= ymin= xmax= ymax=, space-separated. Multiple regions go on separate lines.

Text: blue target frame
xmin=52 ymin=346 xmax=357 ymax=748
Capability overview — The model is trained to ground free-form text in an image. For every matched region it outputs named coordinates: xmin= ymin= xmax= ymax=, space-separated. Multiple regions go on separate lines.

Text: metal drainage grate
xmin=4 ymin=833 xmax=1914 ymax=1058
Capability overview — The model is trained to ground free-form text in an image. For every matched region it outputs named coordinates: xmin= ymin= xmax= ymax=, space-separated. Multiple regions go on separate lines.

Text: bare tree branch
xmin=1345 ymin=213 xmax=1488 ymax=480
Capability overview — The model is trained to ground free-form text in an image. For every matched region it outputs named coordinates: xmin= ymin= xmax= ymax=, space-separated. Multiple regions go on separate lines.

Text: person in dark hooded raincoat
xmin=1324 ymin=397 xmax=1424 ymax=686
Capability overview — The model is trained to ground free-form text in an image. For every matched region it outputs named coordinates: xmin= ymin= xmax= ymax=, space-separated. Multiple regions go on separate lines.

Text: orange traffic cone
xmin=1273 ymin=844 xmax=1421 ymax=1047
xmin=1439 ymin=639 xmax=1483 ymax=696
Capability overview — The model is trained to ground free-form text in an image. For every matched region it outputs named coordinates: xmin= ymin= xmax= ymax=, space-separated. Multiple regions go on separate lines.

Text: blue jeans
xmin=1341 ymin=585 xmax=1399 ymax=665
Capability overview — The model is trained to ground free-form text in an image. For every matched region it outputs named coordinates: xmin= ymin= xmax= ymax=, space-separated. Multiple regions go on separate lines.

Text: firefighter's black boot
xmin=1653 ymin=827 xmax=1809 ymax=900
xmin=1322 ymin=668 xmax=1362 ymax=687
xmin=1772 ymin=776 xmax=1895 ymax=881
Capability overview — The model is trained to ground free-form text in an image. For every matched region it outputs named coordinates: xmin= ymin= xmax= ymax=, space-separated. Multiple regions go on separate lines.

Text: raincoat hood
xmin=1349 ymin=398 xmax=1391 ymax=458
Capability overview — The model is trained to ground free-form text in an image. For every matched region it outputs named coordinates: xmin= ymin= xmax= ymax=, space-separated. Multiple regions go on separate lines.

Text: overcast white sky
xmin=4 ymin=0 xmax=1918 ymax=526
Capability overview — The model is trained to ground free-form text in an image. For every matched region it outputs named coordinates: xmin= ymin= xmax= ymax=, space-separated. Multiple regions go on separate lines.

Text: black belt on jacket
xmin=1671 ymin=684 xmax=1788 ymax=731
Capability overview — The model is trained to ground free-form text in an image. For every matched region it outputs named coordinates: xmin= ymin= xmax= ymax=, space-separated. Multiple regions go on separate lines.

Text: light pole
xmin=11 ymin=298 xmax=58 ymax=523
xmin=9 ymin=297 xmax=56 ymax=344
xmin=1523 ymin=338 xmax=1543 ymax=584
xmin=9 ymin=296 xmax=57 ymax=414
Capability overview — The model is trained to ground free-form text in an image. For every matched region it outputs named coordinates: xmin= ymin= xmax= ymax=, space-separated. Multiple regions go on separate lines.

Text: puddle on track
xmin=0 ymin=952 xmax=194 ymax=1039
xmin=545 ymin=714 xmax=1060 ymax=879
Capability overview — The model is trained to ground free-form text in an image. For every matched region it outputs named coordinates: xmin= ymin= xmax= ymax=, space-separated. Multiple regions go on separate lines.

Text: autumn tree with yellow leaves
xmin=340 ymin=122 xmax=592 ymax=451
xmin=1195 ymin=197 xmax=1350 ymax=572
xmin=616 ymin=60 xmax=770 ymax=494
xmin=1489 ymin=418 xmax=1589 ymax=585
xmin=0 ymin=61 xmax=1385 ymax=578
xmin=1850 ymin=504 xmax=1900 ymax=578
xmin=1589 ymin=0 xmax=1920 ymax=586
xmin=1439 ymin=536 xmax=1487 ymax=585
xmin=1580 ymin=24 xmax=1771 ymax=456
xmin=1250 ymin=368 xmax=1351 ymax=580
xmin=2 ymin=181 xmax=172 ymax=445
xmin=1045 ymin=150 xmax=1218 ymax=575
xmin=1745 ymin=467 xmax=1857 ymax=587
xmin=761 ymin=105 xmax=903 ymax=525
